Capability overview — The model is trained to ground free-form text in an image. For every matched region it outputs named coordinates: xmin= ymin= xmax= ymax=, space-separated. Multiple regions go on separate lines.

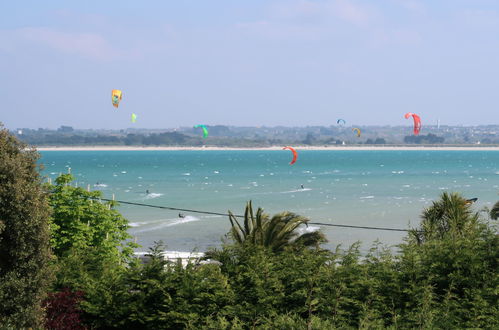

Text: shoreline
xmin=36 ymin=145 xmax=499 ymax=151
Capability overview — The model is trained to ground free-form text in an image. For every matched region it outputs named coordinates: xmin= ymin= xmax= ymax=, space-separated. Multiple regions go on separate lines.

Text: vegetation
xmin=404 ymin=133 xmax=445 ymax=144
xmin=14 ymin=124 xmax=499 ymax=146
xmin=0 ymin=126 xmax=497 ymax=328
xmin=226 ymin=201 xmax=326 ymax=252
xmin=491 ymin=200 xmax=499 ymax=220
xmin=47 ymin=193 xmax=497 ymax=329
xmin=48 ymin=173 xmax=137 ymax=261
xmin=0 ymin=125 xmax=53 ymax=328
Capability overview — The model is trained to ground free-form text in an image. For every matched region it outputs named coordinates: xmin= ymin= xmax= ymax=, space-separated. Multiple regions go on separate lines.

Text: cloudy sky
xmin=1 ymin=0 xmax=498 ymax=129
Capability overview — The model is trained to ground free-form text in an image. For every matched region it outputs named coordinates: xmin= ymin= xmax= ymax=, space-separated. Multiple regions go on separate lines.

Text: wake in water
xmin=143 ymin=193 xmax=164 ymax=200
xmin=132 ymin=215 xmax=201 ymax=233
xmin=281 ymin=188 xmax=312 ymax=193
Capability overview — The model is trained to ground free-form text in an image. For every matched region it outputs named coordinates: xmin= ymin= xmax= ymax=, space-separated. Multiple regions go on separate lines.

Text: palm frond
xmin=490 ymin=201 xmax=499 ymax=220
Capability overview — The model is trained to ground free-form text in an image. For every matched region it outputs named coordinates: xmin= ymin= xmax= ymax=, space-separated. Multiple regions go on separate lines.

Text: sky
xmin=1 ymin=0 xmax=498 ymax=129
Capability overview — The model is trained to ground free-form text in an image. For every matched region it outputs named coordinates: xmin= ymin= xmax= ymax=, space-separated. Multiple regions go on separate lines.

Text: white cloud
xmin=18 ymin=27 xmax=121 ymax=60
xmin=392 ymin=0 xmax=426 ymax=14
xmin=330 ymin=0 xmax=372 ymax=26
xmin=0 ymin=26 xmax=147 ymax=60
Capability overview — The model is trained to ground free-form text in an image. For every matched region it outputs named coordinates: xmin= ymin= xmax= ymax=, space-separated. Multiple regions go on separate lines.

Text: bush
xmin=0 ymin=124 xmax=53 ymax=327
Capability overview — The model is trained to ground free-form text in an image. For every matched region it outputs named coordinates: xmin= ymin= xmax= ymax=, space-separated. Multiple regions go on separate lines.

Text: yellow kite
xmin=111 ymin=90 xmax=122 ymax=108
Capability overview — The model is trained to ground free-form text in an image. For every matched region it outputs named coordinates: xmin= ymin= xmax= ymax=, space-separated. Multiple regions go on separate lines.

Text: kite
xmin=404 ymin=112 xmax=421 ymax=135
xmin=131 ymin=113 xmax=137 ymax=123
xmin=337 ymin=119 xmax=346 ymax=125
xmin=194 ymin=125 xmax=208 ymax=138
xmin=283 ymin=146 xmax=298 ymax=165
xmin=111 ymin=90 xmax=122 ymax=108
xmin=352 ymin=127 xmax=361 ymax=137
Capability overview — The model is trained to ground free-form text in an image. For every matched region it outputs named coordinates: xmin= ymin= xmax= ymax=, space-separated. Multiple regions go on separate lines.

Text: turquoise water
xmin=39 ymin=150 xmax=499 ymax=252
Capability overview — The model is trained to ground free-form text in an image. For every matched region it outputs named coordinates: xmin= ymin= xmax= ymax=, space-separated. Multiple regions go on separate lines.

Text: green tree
xmin=49 ymin=173 xmax=137 ymax=261
xmin=409 ymin=192 xmax=480 ymax=244
xmin=227 ymin=201 xmax=326 ymax=252
xmin=490 ymin=200 xmax=499 ymax=220
xmin=0 ymin=125 xmax=53 ymax=327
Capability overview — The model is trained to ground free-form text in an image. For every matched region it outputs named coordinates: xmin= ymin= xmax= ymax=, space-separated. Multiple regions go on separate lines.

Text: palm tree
xmin=227 ymin=201 xmax=326 ymax=252
xmin=490 ymin=201 xmax=499 ymax=220
xmin=410 ymin=192 xmax=480 ymax=244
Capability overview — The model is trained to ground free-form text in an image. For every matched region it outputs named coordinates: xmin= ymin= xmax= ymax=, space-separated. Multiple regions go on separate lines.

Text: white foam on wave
xmin=391 ymin=171 xmax=404 ymax=174
xmin=360 ymin=195 xmax=374 ymax=199
xmin=213 ymin=171 xmax=219 ymax=174
xmin=121 ymin=171 xmax=127 ymax=174
xmin=296 ymin=225 xmax=320 ymax=236
xmin=134 ymin=216 xmax=201 ymax=233
xmin=94 ymin=183 xmax=108 ymax=187
xmin=281 ymin=188 xmax=312 ymax=193
xmin=144 ymin=193 xmax=163 ymax=199
xmin=165 ymin=216 xmax=200 ymax=227
xmin=182 ymin=172 xmax=191 ymax=176
xmin=129 ymin=222 xmax=143 ymax=227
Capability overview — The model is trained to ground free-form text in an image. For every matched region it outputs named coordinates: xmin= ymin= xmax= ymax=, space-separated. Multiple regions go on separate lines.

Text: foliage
xmin=0 ymin=125 xmax=53 ymax=328
xmin=227 ymin=201 xmax=327 ymax=252
xmin=490 ymin=200 xmax=499 ymax=220
xmin=80 ymin=242 xmax=235 ymax=329
xmin=404 ymin=133 xmax=445 ymax=144
xmin=409 ymin=191 xmax=481 ymax=244
xmin=40 ymin=189 xmax=498 ymax=328
xmin=49 ymin=173 xmax=137 ymax=261
xmin=43 ymin=288 xmax=86 ymax=330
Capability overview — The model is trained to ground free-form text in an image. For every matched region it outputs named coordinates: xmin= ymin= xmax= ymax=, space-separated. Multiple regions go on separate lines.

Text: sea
xmin=39 ymin=150 xmax=499 ymax=253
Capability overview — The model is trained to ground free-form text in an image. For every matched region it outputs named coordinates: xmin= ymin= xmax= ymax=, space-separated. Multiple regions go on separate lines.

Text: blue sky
xmin=1 ymin=0 xmax=498 ymax=129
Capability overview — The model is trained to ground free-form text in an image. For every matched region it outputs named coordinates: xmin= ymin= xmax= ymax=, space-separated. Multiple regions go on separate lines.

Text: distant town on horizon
xmin=11 ymin=124 xmax=499 ymax=147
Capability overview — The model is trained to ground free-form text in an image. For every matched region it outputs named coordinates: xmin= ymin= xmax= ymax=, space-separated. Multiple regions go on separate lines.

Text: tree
xmin=0 ymin=125 xmax=53 ymax=327
xmin=490 ymin=200 xmax=499 ymax=220
xmin=49 ymin=173 xmax=137 ymax=262
xmin=409 ymin=192 xmax=480 ymax=244
xmin=227 ymin=201 xmax=326 ymax=252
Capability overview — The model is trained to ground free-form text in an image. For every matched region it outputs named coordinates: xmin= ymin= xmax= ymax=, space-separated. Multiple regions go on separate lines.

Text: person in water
xmin=178 ymin=213 xmax=185 ymax=218
xmin=146 ymin=189 xmax=150 ymax=194
xmin=301 ymin=184 xmax=304 ymax=189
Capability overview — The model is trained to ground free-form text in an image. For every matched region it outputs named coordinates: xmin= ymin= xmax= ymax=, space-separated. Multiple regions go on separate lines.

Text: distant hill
xmin=12 ymin=125 xmax=499 ymax=147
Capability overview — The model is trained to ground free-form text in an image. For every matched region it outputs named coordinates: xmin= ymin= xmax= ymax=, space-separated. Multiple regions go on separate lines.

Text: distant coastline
xmin=36 ymin=145 xmax=499 ymax=151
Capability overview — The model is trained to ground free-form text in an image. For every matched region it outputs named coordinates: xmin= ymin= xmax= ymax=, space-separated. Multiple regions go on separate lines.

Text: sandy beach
xmin=36 ymin=145 xmax=499 ymax=151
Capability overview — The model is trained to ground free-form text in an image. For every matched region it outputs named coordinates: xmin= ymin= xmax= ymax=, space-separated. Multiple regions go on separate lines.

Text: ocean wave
xmin=133 ymin=216 xmax=200 ymax=233
xmin=93 ymin=183 xmax=108 ymax=187
xmin=165 ymin=216 xmax=200 ymax=227
xmin=360 ymin=196 xmax=374 ymax=199
xmin=129 ymin=222 xmax=144 ymax=227
xmin=281 ymin=188 xmax=312 ymax=193
xmin=296 ymin=225 xmax=320 ymax=236
xmin=144 ymin=193 xmax=163 ymax=199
